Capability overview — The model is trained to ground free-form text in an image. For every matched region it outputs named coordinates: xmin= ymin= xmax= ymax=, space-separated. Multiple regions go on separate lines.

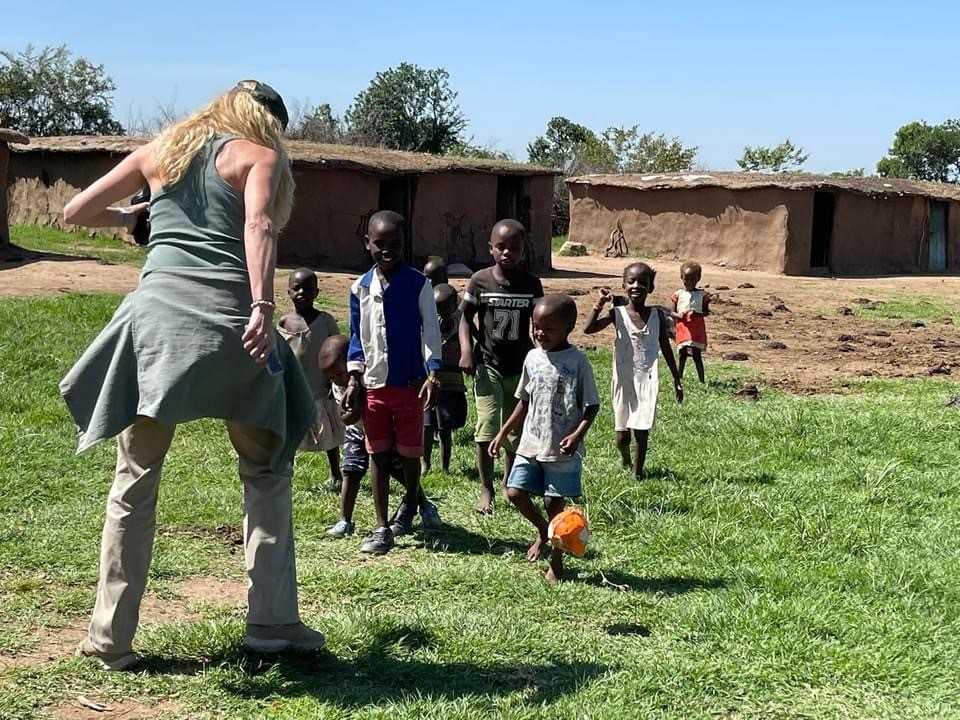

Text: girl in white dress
xmin=584 ymin=262 xmax=683 ymax=479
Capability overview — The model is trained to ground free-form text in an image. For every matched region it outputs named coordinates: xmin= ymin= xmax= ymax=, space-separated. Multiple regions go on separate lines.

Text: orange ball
xmin=548 ymin=507 xmax=590 ymax=557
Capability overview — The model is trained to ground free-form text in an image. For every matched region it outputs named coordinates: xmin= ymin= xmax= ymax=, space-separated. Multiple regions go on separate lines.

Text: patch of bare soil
xmin=0 ymin=258 xmax=140 ymax=297
xmin=5 ymin=254 xmax=960 ymax=392
xmin=0 ymin=577 xmax=246 ymax=669
xmin=50 ymin=698 xmax=181 ymax=719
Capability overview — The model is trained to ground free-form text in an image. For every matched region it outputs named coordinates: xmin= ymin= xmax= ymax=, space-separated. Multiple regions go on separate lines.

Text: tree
xmin=0 ymin=45 xmax=123 ymax=136
xmin=287 ymin=102 xmax=345 ymax=144
xmin=876 ymin=120 xmax=960 ymax=183
xmin=527 ymin=116 xmax=615 ymax=174
xmin=345 ymin=63 xmax=466 ymax=154
xmin=602 ymin=126 xmax=698 ymax=173
xmin=737 ymin=139 xmax=808 ymax=173
xmin=528 ymin=117 xmax=698 ymax=234
xmin=447 ymin=139 xmax=513 ymax=161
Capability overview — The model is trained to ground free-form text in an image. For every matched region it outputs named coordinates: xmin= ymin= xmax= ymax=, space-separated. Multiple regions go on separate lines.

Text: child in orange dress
xmin=671 ymin=261 xmax=711 ymax=384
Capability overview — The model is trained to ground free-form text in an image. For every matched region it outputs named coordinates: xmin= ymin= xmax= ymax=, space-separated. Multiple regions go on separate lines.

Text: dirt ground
xmin=3 ymin=253 xmax=958 ymax=392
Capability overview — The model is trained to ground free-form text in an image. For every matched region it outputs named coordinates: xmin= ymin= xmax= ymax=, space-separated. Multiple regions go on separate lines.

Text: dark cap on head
xmin=234 ymin=80 xmax=289 ymax=130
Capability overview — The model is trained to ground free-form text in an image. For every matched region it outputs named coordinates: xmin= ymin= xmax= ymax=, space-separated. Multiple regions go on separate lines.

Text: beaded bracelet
xmin=250 ymin=299 xmax=276 ymax=310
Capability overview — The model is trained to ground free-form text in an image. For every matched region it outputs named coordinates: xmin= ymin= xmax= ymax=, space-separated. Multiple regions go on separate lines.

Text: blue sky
xmin=5 ymin=1 xmax=959 ymax=173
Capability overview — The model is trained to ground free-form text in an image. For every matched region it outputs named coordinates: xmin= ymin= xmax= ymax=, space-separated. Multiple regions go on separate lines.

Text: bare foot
xmin=527 ymin=535 xmax=546 ymax=562
xmin=475 ymin=488 xmax=494 ymax=514
xmin=545 ymin=554 xmax=564 ymax=584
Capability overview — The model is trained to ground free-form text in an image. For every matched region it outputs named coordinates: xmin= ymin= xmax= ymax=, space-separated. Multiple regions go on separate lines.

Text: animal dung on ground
xmin=745 ymin=330 xmax=770 ymax=340
xmin=837 ymin=343 xmax=856 ymax=353
xmin=714 ymin=285 xmax=730 ymax=290
xmin=755 ymin=309 xmax=773 ymax=317
xmin=733 ymin=384 xmax=760 ymax=400
xmin=837 ymin=307 xmax=854 ymax=316
xmin=737 ymin=282 xmax=756 ymax=289
xmin=867 ymin=340 xmax=893 ymax=348
xmin=837 ymin=334 xmax=858 ymax=342
xmin=772 ymin=303 xmax=791 ymax=313
xmin=928 ymin=363 xmax=952 ymax=375
xmin=722 ymin=351 xmax=750 ymax=361
xmin=763 ymin=341 xmax=787 ymax=350
xmin=901 ymin=320 xmax=926 ymax=328
xmin=864 ymin=329 xmax=891 ymax=337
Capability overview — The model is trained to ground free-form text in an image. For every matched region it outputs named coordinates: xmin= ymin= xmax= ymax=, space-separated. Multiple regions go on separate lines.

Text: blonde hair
xmin=153 ymin=90 xmax=295 ymax=228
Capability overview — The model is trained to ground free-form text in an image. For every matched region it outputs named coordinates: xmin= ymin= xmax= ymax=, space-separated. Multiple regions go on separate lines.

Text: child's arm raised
xmin=489 ymin=398 xmax=528 ymax=458
xmin=657 ymin=310 xmax=684 ymax=403
xmin=583 ymin=288 xmax=615 ymax=333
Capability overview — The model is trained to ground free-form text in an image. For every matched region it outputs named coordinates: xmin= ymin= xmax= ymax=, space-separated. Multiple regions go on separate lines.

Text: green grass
xmin=11 ymin=224 xmax=147 ymax=267
xmin=3 ymin=295 xmax=960 ymax=718
xmin=853 ymin=292 xmax=960 ymax=325
xmin=551 ymin=235 xmax=568 ymax=252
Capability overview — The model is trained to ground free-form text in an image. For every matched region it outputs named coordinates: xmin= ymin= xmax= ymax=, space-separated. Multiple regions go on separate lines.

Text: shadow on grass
xmin=417 ymin=523 xmax=530 ymax=557
xmin=574 ymin=569 xmax=727 ymax=596
xmin=141 ymin=625 xmax=607 ymax=707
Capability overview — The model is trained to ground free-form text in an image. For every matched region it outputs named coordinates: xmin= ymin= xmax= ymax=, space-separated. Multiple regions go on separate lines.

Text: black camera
xmin=130 ymin=186 xmax=151 ymax=246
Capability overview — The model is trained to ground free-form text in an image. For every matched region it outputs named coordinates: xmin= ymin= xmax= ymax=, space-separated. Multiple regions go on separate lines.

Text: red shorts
xmin=364 ymin=387 xmax=424 ymax=457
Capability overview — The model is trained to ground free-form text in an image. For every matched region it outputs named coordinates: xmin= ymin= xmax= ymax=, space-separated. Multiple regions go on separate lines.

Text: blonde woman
xmin=61 ymin=81 xmax=323 ymax=670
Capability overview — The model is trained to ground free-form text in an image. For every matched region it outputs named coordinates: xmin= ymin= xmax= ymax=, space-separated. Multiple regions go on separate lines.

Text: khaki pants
xmin=88 ymin=416 xmax=300 ymax=653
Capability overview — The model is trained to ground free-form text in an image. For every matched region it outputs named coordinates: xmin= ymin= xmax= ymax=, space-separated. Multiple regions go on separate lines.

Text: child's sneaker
xmin=389 ymin=501 xmax=416 ymax=537
xmin=419 ymin=502 xmax=443 ymax=530
xmin=326 ymin=519 xmax=355 ymax=538
xmin=360 ymin=526 xmax=395 ymax=554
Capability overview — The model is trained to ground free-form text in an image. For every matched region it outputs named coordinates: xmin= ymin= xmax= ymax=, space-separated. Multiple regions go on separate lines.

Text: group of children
xmin=280 ymin=211 xmax=711 ymax=582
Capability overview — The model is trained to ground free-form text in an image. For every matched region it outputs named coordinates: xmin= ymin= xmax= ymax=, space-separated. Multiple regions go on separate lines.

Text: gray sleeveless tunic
xmin=59 ymin=135 xmax=313 ymax=471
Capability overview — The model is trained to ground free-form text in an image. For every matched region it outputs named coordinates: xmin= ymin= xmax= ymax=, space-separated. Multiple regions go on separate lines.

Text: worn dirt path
xmin=3 ymin=253 xmax=958 ymax=392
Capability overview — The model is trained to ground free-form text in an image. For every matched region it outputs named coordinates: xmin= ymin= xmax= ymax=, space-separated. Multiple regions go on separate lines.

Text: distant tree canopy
xmin=344 ymin=63 xmax=466 ymax=154
xmin=736 ymin=139 xmax=808 ymax=173
xmin=528 ymin=116 xmax=698 ymax=234
xmin=876 ymin=120 xmax=960 ymax=183
xmin=287 ymin=102 xmax=345 ymax=144
xmin=527 ymin=116 xmax=697 ymax=174
xmin=0 ymin=45 xmax=123 ymax=136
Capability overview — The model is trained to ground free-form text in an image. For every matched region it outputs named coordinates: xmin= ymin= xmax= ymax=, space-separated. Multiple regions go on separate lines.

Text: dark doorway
xmin=496 ymin=175 xmax=524 ymax=221
xmin=810 ymin=191 xmax=835 ymax=268
xmin=378 ymin=177 xmax=417 ymax=263
xmin=929 ymin=201 xmax=948 ymax=272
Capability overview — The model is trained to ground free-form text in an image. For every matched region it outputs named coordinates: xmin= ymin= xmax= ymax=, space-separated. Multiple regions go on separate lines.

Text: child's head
xmin=680 ymin=261 xmax=702 ymax=290
xmin=287 ymin=267 xmax=319 ymax=313
xmin=488 ymin=219 xmax=526 ymax=271
xmin=318 ymin=334 xmax=350 ymax=387
xmin=532 ymin=294 xmax=577 ymax=352
xmin=366 ymin=210 xmax=405 ymax=273
xmin=622 ymin=262 xmax=656 ymax=305
xmin=433 ymin=283 xmax=459 ymax=320
xmin=423 ymin=258 xmax=448 ymax=286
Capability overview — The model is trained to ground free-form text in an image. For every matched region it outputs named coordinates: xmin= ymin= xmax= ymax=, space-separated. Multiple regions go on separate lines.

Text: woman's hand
xmin=119 ymin=202 xmax=150 ymax=232
xmin=242 ymin=306 xmax=275 ymax=363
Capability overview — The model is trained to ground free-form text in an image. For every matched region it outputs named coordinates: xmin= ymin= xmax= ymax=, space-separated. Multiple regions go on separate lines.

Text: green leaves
xmin=344 ymin=63 xmax=467 ymax=155
xmin=0 ymin=45 xmax=123 ymax=136
xmin=736 ymin=139 xmax=809 ymax=173
xmin=876 ymin=120 xmax=960 ymax=183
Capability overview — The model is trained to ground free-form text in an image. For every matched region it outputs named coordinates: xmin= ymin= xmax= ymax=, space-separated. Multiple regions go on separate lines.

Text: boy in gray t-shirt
xmin=489 ymin=294 xmax=600 ymax=583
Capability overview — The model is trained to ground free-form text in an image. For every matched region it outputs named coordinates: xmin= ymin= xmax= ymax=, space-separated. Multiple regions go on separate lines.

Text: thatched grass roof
xmin=567 ymin=171 xmax=960 ymax=203
xmin=14 ymin=135 xmax=556 ymax=176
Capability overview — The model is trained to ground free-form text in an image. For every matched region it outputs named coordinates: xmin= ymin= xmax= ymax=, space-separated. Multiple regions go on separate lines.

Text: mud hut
xmin=9 ymin=136 xmax=557 ymax=270
xmin=0 ymin=128 xmax=30 ymax=259
xmin=567 ymin=172 xmax=960 ymax=275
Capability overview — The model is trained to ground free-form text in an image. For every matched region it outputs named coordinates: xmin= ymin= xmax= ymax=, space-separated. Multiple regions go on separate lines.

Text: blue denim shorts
xmin=506 ymin=455 xmax=583 ymax=498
